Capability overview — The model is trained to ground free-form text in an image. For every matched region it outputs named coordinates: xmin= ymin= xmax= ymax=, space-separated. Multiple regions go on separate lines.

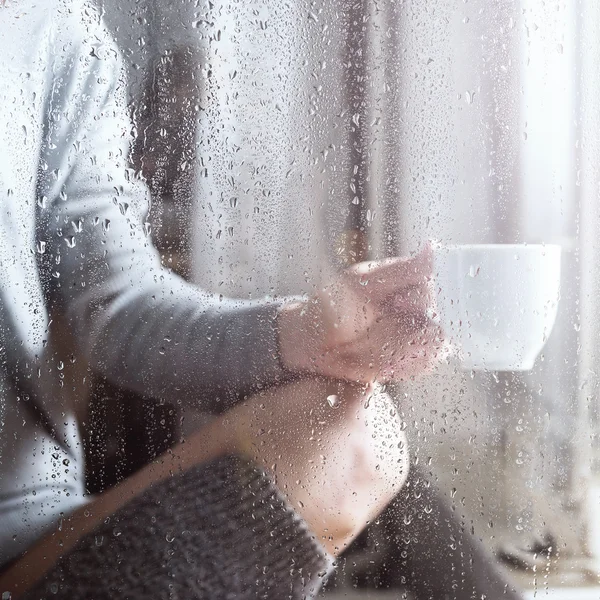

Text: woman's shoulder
xmin=50 ymin=0 xmax=117 ymax=60
xmin=1 ymin=1 xmax=118 ymax=72
xmin=45 ymin=0 xmax=123 ymax=107
xmin=1 ymin=0 xmax=97 ymax=40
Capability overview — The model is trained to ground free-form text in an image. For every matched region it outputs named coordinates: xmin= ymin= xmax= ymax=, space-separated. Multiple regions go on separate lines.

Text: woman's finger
xmin=385 ymin=282 xmax=432 ymax=313
xmin=322 ymin=321 xmax=442 ymax=383
xmin=346 ymin=243 xmax=433 ymax=299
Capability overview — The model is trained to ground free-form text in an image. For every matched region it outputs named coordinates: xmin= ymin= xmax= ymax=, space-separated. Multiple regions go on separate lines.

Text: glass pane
xmin=1 ymin=1 xmax=598 ymax=599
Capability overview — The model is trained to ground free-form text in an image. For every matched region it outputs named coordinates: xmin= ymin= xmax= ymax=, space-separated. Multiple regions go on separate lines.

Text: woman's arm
xmin=38 ymin=3 xmax=441 ymax=411
xmin=38 ymin=4 xmax=291 ymax=410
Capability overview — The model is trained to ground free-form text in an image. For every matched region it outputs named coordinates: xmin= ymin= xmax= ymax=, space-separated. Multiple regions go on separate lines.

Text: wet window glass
xmin=0 ymin=1 xmax=597 ymax=599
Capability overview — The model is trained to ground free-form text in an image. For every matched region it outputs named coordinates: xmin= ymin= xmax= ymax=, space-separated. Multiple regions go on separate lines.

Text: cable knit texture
xmin=22 ymin=456 xmax=334 ymax=600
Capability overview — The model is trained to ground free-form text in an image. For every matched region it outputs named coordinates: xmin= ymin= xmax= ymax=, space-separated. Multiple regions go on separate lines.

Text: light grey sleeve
xmin=36 ymin=6 xmax=289 ymax=410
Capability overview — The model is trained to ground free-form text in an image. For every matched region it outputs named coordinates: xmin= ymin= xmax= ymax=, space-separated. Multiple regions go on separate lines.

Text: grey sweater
xmin=0 ymin=0 xmax=314 ymax=576
xmin=21 ymin=456 xmax=333 ymax=599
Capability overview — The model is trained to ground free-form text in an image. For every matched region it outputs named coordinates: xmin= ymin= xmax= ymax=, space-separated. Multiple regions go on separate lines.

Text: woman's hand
xmin=278 ymin=244 xmax=444 ymax=384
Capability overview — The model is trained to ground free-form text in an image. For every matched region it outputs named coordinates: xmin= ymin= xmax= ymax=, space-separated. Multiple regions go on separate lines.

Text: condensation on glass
xmin=2 ymin=0 xmax=599 ymax=597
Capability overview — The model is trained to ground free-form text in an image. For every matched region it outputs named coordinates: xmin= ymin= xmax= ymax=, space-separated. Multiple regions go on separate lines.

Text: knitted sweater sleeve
xmin=23 ymin=455 xmax=334 ymax=599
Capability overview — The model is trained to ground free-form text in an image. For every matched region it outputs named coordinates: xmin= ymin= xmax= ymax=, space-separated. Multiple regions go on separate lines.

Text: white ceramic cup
xmin=433 ymin=244 xmax=562 ymax=371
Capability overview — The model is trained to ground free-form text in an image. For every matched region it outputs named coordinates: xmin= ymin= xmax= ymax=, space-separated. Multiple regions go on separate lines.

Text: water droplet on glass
xmin=326 ymin=394 xmax=339 ymax=408
xmin=468 ymin=265 xmax=480 ymax=278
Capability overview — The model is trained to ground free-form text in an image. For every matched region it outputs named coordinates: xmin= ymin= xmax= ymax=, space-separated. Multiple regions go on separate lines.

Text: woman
xmin=0 ymin=0 xmax=440 ymax=597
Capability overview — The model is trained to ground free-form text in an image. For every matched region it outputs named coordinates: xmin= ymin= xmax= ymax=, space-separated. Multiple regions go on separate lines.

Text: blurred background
xmin=78 ymin=0 xmax=600 ymax=596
